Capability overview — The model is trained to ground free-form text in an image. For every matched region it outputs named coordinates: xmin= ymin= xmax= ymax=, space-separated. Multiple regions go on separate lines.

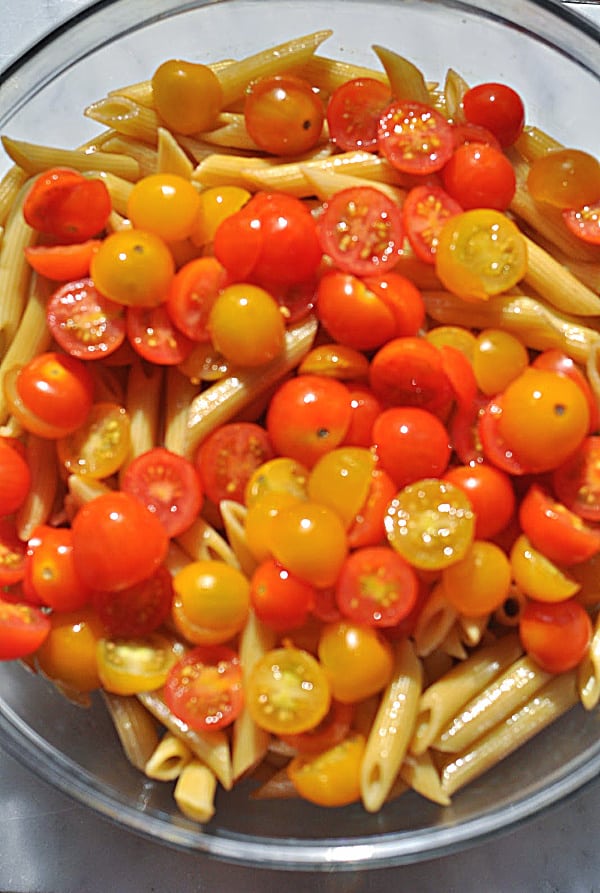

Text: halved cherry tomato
xmin=510 ymin=533 xmax=580 ymax=602
xmin=527 ymin=149 xmax=600 ymax=209
xmin=250 ymin=558 xmax=316 ymax=631
xmin=532 ymin=349 xmax=599 ymax=434
xmin=347 ymin=466 xmax=397 ymax=549
xmin=245 ymin=74 xmax=324 ymax=156
xmin=519 ymin=598 xmax=592 ymax=673
xmin=442 ymin=143 xmax=516 ymax=211
xmin=23 ymin=168 xmax=111 ymax=242
xmin=377 ymin=101 xmax=454 ymax=174
xmin=287 ymin=733 xmax=366 ymax=807
xmin=0 ymin=599 xmax=50 ymax=660
xmin=126 ymin=303 xmax=194 ymax=365
xmin=317 ymin=186 xmax=404 ymax=276
xmin=307 ymin=446 xmax=375 ymax=528
xmin=369 ymin=337 xmax=454 ymax=418
xmin=443 ymin=463 xmax=516 ymax=540
xmin=563 ymin=202 xmax=600 ymax=246
xmin=0 ymin=439 xmax=30 ymax=516
xmin=121 ymin=447 xmax=203 ymax=537
xmin=335 ymin=546 xmax=418 ymax=627
xmin=451 ymin=122 xmax=502 ymax=152
xmin=46 ymin=278 xmax=126 ymax=360
xmin=462 ymin=83 xmax=525 ymax=148
xmin=0 ymin=519 xmax=27 ymax=586
xmin=519 ymin=484 xmax=600 ymax=566
xmin=191 ymin=186 xmax=251 ymax=248
xmin=171 ymin=560 xmax=250 ymax=645
xmin=244 ymin=455 xmax=309 ymax=506
xmin=25 ymin=239 xmax=102 ymax=281
xmin=56 ymin=402 xmax=131 ymax=479
xmin=92 ymin=565 xmax=174 ymax=637
xmin=96 ymin=632 xmax=178 ymax=696
xmin=165 ymin=645 xmax=244 ymax=731
xmin=280 ymin=699 xmax=354 ymax=755
xmin=343 ymin=384 xmax=383 ymax=449
xmin=372 ymin=407 xmax=451 ymax=490
xmin=71 ymin=492 xmax=169 ymax=592
xmin=402 ymin=185 xmax=463 ymax=264
xmin=25 ymin=525 xmax=93 ymax=612
xmin=266 ymin=375 xmax=352 ymax=468
xmin=326 ymin=77 xmax=392 ymax=152
xmin=298 ymin=343 xmax=370 ymax=381
xmin=552 ymin=436 xmax=600 ymax=522
xmin=166 ymin=256 xmax=228 ymax=342
xmin=195 ymin=422 xmax=275 ymax=506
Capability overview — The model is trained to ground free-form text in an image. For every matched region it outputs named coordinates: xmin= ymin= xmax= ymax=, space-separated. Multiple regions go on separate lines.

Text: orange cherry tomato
xmin=318 ymin=620 xmax=394 ymax=703
xmin=35 ymin=607 xmax=105 ymax=693
xmin=269 ymin=500 xmax=348 ymax=589
xmin=151 ymin=59 xmax=223 ymax=135
xmin=519 ymin=598 xmax=592 ymax=673
xmin=0 ymin=439 xmax=31 ymax=516
xmin=287 ymin=733 xmax=366 ymax=807
xmin=249 ymin=558 xmax=316 ymax=631
xmin=25 ymin=525 xmax=93 ymax=612
xmin=90 ymin=229 xmax=175 ymax=308
xmin=245 ymin=75 xmax=324 ymax=156
xmin=171 ymin=560 xmax=250 ymax=646
xmin=519 ymin=484 xmax=600 ymax=566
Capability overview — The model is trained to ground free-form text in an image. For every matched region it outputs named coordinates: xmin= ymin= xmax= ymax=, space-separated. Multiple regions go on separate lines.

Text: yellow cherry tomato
xmin=244 ymin=456 xmax=309 ymax=507
xmin=191 ymin=185 xmax=252 ymax=247
xmin=244 ymin=490 xmax=300 ymax=563
xmin=127 ymin=174 xmax=201 ymax=243
xmin=472 ymin=328 xmax=529 ymax=396
xmin=318 ymin=621 xmax=394 ymax=703
xmin=425 ymin=325 xmax=478 ymax=361
xmin=35 ymin=608 xmax=105 ymax=693
xmin=208 ymin=283 xmax=285 ymax=367
xmin=90 ymin=229 xmax=175 ymax=307
xmin=442 ymin=540 xmax=512 ymax=617
xmin=307 ymin=446 xmax=375 ymax=528
xmin=298 ymin=343 xmax=371 ymax=380
xmin=151 ymin=59 xmax=223 ymax=135
xmin=527 ymin=149 xmax=600 ymax=209
xmin=287 ymin=733 xmax=366 ymax=807
xmin=269 ymin=500 xmax=348 ymax=588
xmin=96 ymin=633 xmax=179 ymax=696
xmin=171 ymin=560 xmax=250 ymax=645
xmin=56 ymin=402 xmax=131 ymax=479
xmin=510 ymin=533 xmax=581 ymax=602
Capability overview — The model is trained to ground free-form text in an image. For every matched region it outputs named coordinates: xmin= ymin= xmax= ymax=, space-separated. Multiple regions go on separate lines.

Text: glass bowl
xmin=1 ymin=0 xmax=600 ymax=871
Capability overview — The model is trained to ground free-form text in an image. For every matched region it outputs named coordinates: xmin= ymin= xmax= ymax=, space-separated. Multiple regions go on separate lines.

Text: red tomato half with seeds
xmin=46 ymin=278 xmax=126 ymax=360
xmin=0 ymin=519 xmax=28 ymax=587
xmin=23 ymin=168 xmax=111 ymax=242
xmin=377 ymin=101 xmax=454 ymax=175
xmin=164 ymin=644 xmax=244 ymax=731
xmin=195 ymin=422 xmax=275 ymax=505
xmin=563 ymin=202 xmax=600 ymax=246
xmin=519 ymin=484 xmax=600 ymax=566
xmin=335 ymin=546 xmax=418 ymax=627
xmin=92 ymin=565 xmax=174 ymax=637
xmin=326 ymin=77 xmax=392 ymax=152
xmin=166 ymin=256 xmax=229 ymax=342
xmin=552 ymin=436 xmax=600 ymax=522
xmin=369 ymin=336 xmax=455 ymax=418
xmin=121 ymin=447 xmax=203 ymax=537
xmin=126 ymin=304 xmax=194 ymax=365
xmin=0 ymin=599 xmax=51 ymax=660
xmin=402 ymin=184 xmax=463 ymax=264
xmin=317 ymin=186 xmax=404 ymax=277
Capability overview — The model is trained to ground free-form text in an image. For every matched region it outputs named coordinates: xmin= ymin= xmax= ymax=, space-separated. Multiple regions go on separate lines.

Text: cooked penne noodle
xmin=439 ymin=671 xmax=579 ymax=797
xmin=443 ymin=68 xmax=469 ymax=121
xmin=250 ymin=766 xmax=296 ymax=800
xmin=0 ymin=183 xmax=36 ymax=357
xmin=291 ymin=54 xmax=388 ymax=96
xmin=457 ymin=613 xmax=490 ymax=649
xmin=220 ymin=500 xmax=259 ymax=580
xmin=0 ymin=135 xmax=140 ymax=181
xmin=123 ymin=359 xmax=163 ymax=460
xmin=399 ymin=750 xmax=450 ymax=807
xmin=410 ymin=633 xmax=523 ymax=756
xmin=523 ymin=236 xmax=600 ymax=316
xmin=101 ymin=135 xmax=159 ymax=179
xmin=372 ymin=45 xmax=432 ymax=105
xmin=299 ymin=164 xmax=406 ymax=204
xmin=15 ymin=434 xmax=60 ymax=541
xmin=514 ymin=126 xmax=562 ymax=162
xmin=67 ymin=473 xmax=112 ymax=509
xmin=577 ymin=612 xmax=600 ymax=710
xmin=144 ymin=731 xmax=193 ymax=780
xmin=174 ymin=760 xmax=218 ymax=822
xmin=183 ymin=315 xmax=318 ymax=458
xmin=177 ymin=516 xmax=240 ymax=569
xmin=137 ymin=689 xmax=233 ymax=789
xmin=0 ymin=165 xmax=28 ymax=227
xmin=198 ymin=113 xmax=261 ymax=152
xmin=90 ymin=170 xmax=134 ymax=216
xmin=102 ymin=691 xmax=161 ymax=772
xmin=438 ymin=624 xmax=469 ymax=661
xmin=361 ymin=638 xmax=423 ymax=813
xmin=85 ymin=97 xmax=162 ymax=145
xmin=433 ymin=655 xmax=553 ymax=754
xmin=163 ymin=367 xmax=199 ymax=456
xmin=156 ymin=127 xmax=195 ymax=178
xmin=412 ymin=583 xmax=457 ymax=658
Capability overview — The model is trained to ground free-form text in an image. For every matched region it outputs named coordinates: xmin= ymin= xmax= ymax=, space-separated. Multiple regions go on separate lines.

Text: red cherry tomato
xmin=361 ymin=272 xmax=425 ymax=338
xmin=443 ymin=463 xmax=516 ymax=540
xmin=372 ymin=406 xmax=451 ymax=489
xmin=442 ymin=143 xmax=516 ymax=211
xmin=195 ymin=422 xmax=275 ymax=505
xmin=266 ymin=375 xmax=352 ymax=468
xmin=25 ymin=525 xmax=93 ymax=612
xmin=126 ymin=304 xmax=194 ymax=365
xmin=343 ymin=384 xmax=383 ymax=449
xmin=317 ymin=186 xmax=404 ymax=276
xmin=279 ymin=700 xmax=354 ymax=756
xmin=519 ymin=484 xmax=600 ymax=566
xmin=402 ymin=184 xmax=463 ymax=264
xmin=369 ymin=336 xmax=454 ymax=418
xmin=0 ymin=440 xmax=31 ymax=516
xmin=0 ymin=519 xmax=28 ymax=587
xmin=166 ymin=256 xmax=229 ymax=342
xmin=23 ymin=168 xmax=111 ymax=242
xmin=335 ymin=546 xmax=418 ymax=627
xmin=92 ymin=565 xmax=174 ymax=637
xmin=451 ymin=122 xmax=502 ymax=152
xmin=315 ymin=272 xmax=397 ymax=351
xmin=46 ymin=278 xmax=126 ymax=360
xmin=552 ymin=436 xmax=600 ymax=522
xmin=377 ymin=101 xmax=454 ymax=174
xmin=347 ymin=466 xmax=397 ymax=549
xmin=25 ymin=239 xmax=102 ymax=281
xmin=562 ymin=201 xmax=600 ymax=246
xmin=249 ymin=558 xmax=316 ymax=631
xmin=0 ymin=599 xmax=50 ymax=660
xmin=121 ymin=447 xmax=203 ymax=537
xmin=71 ymin=491 xmax=169 ymax=592
xmin=164 ymin=645 xmax=244 ymax=731
xmin=326 ymin=77 xmax=392 ymax=152
xmin=462 ymin=82 xmax=525 ymax=147
xmin=519 ymin=598 xmax=592 ymax=673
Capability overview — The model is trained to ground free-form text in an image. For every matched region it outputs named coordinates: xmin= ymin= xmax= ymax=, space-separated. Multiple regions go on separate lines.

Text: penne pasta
xmin=174 ymin=760 xmax=218 ymax=823
xmin=177 ymin=516 xmax=240 ymax=568
xmin=156 ymin=128 xmax=195 ymax=178
xmin=121 ymin=359 xmax=164 ymax=473
xmin=372 ymin=46 xmax=432 ymax=105
xmin=412 ymin=582 xmax=457 ymax=658
xmin=220 ymin=501 xmax=259 ymax=580
xmin=102 ymin=691 xmax=161 ymax=772
xmin=577 ymin=612 xmax=600 ymax=711
xmin=0 ymin=165 xmax=28 ymax=228
xmin=0 ymin=182 xmax=36 ymax=357
xmin=144 ymin=731 xmax=193 ymax=780
xmin=15 ymin=434 xmax=60 ymax=541
xmin=523 ymin=235 xmax=600 ymax=316
xmin=399 ymin=750 xmax=450 ymax=807
xmin=162 ymin=367 xmax=198 ymax=456
xmin=299 ymin=164 xmax=406 ymax=204
xmin=0 ymin=135 xmax=140 ymax=181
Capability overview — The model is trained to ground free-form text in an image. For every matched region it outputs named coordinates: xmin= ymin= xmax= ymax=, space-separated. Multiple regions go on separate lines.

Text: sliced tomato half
xmin=378 ymin=101 xmax=454 ymax=175
xmin=402 ymin=184 xmax=463 ymax=264
xmin=46 ymin=278 xmax=126 ymax=360
xmin=552 ymin=436 xmax=600 ymax=522
xmin=126 ymin=304 xmax=194 ymax=365
xmin=164 ymin=644 xmax=244 ymax=731
xmin=519 ymin=483 xmax=600 ymax=566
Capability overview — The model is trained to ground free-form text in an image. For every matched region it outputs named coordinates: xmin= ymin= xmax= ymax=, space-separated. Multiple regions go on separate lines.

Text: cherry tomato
xmin=372 ymin=407 xmax=451 ymax=489
xmin=385 ymin=478 xmax=475 ymax=571
xmin=318 ymin=186 xmax=404 ymax=277
xmin=23 ymin=168 xmax=111 ymax=242
xmin=511 ymin=532 xmax=580 ymax=603
xmin=191 ymin=186 xmax=251 ymax=247
xmin=35 ymin=607 xmax=104 ymax=692
xmin=315 ymin=272 xmax=397 ymax=351
xmin=245 ymin=74 xmax=324 ymax=156
xmin=244 ymin=490 xmax=301 ymax=564
xmin=343 ymin=384 xmax=383 ymax=449
xmin=249 ymin=558 xmax=316 ymax=631
xmin=307 ymin=446 xmax=375 ymax=528
xmin=443 ymin=463 xmax=515 ymax=540
xmin=527 ymin=149 xmax=600 ymax=209
xmin=563 ymin=201 xmax=600 ymax=246
xmin=347 ymin=466 xmax=397 ymax=549
xmin=462 ymin=82 xmax=525 ymax=147
xmin=246 ymin=645 xmax=331 ymax=735
xmin=25 ymin=525 xmax=92 ymax=612
xmin=151 ymin=59 xmax=223 ymax=134
xmin=552 ymin=436 xmax=600 ymax=522
xmin=299 ymin=343 xmax=370 ymax=381
xmin=0 ymin=519 xmax=27 ymax=587
xmin=335 ymin=546 xmax=418 ymax=628
xmin=317 ymin=620 xmax=394 ymax=703
xmin=127 ymin=173 xmax=201 ymax=243
xmin=435 ymin=209 xmax=528 ymax=301
xmin=56 ymin=402 xmax=131 ymax=479
xmin=165 ymin=645 xmax=244 ymax=731
xmin=363 ymin=272 xmax=425 ymax=338
xmin=442 ymin=143 xmax=516 ymax=211
xmin=25 ymin=239 xmax=102 ymax=281
xmin=96 ymin=632 xmax=178 ymax=696
xmin=171 ymin=559 xmax=250 ymax=645
xmin=377 ymin=100 xmax=454 ymax=174
xmin=451 ymin=122 xmax=502 ymax=152
xmin=266 ymin=375 xmax=352 ymax=468
xmin=369 ymin=337 xmax=454 ymax=418
xmin=471 ymin=328 xmax=529 ymax=396
xmin=497 ymin=368 xmax=589 ymax=473
xmin=244 ymin=455 xmax=309 ymax=506
xmin=4 ymin=351 xmax=94 ymax=438
xmin=533 ymin=348 xmax=600 ymax=434
xmin=46 ymin=278 xmax=126 ymax=360
xmin=93 ymin=565 xmax=174 ymax=638
xmin=269 ymin=500 xmax=348 ymax=589
xmin=287 ymin=733 xmax=366 ymax=807
xmin=0 ymin=599 xmax=50 ymax=660
xmin=442 ymin=539 xmax=512 ymax=617
xmin=0 ymin=439 xmax=30 ymax=516
xmin=195 ymin=422 xmax=275 ymax=506
xmin=519 ymin=484 xmax=600 ymax=566
xmin=402 ymin=184 xmax=463 ymax=264
xmin=90 ymin=229 xmax=175 ymax=307
xmin=166 ymin=256 xmax=228 ymax=342
xmin=126 ymin=303 xmax=194 ymax=365
xmin=326 ymin=77 xmax=392 ymax=152
xmin=265 ymin=277 xmax=317 ymax=324
xmin=208 ymin=283 xmax=285 ymax=367
xmin=519 ymin=598 xmax=592 ymax=673
xmin=280 ymin=699 xmax=354 ymax=756
xmin=71 ymin=492 xmax=169 ymax=592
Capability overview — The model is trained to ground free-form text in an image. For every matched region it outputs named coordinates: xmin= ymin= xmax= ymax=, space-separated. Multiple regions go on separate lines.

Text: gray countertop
xmin=2 ymin=3 xmax=600 ymax=891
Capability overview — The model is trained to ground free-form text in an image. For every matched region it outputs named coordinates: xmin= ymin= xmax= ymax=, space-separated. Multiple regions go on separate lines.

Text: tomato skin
xmin=164 ymin=645 xmax=244 ymax=731
xmin=26 ymin=525 xmax=93 ymax=612
xmin=126 ymin=173 xmax=202 ymax=243
xmin=327 ymin=78 xmax=392 ymax=152
xmin=378 ymin=101 xmax=454 ymax=174
xmin=92 ymin=566 xmax=174 ymax=637
xmin=443 ymin=463 xmax=516 ymax=540
xmin=369 ymin=337 xmax=454 ymax=418
xmin=126 ymin=304 xmax=194 ymax=365
xmin=462 ymin=83 xmax=525 ymax=147
xmin=23 ymin=168 xmax=111 ymax=242
xmin=245 ymin=75 xmax=324 ymax=156
xmin=372 ymin=407 xmax=451 ymax=490
xmin=315 ymin=271 xmax=397 ymax=351
xmin=519 ymin=598 xmax=592 ymax=673
xmin=402 ymin=185 xmax=463 ymax=264
xmin=266 ymin=375 xmax=352 ymax=468
xmin=361 ymin=272 xmax=425 ymax=339
xmin=441 ymin=143 xmax=516 ymax=211
xmin=287 ymin=733 xmax=366 ymax=807
xmin=11 ymin=351 xmax=94 ymax=437
xmin=269 ymin=500 xmax=348 ymax=589
xmin=0 ymin=439 xmax=31 ymax=516
xmin=527 ymin=149 xmax=600 ymax=209
xmin=451 ymin=122 xmax=502 ymax=153
xmin=250 ymin=558 xmax=316 ymax=631
xmin=344 ymin=384 xmax=383 ymax=449
xmin=25 ymin=239 xmax=102 ymax=281
xmin=0 ymin=599 xmax=50 ymax=660
xmin=166 ymin=256 xmax=228 ymax=342
xmin=519 ymin=484 xmax=600 ymax=566
xmin=335 ymin=546 xmax=418 ymax=628
xmin=195 ymin=422 xmax=275 ymax=506
xmin=208 ymin=283 xmax=285 ymax=367
xmin=46 ymin=278 xmax=126 ymax=360
xmin=71 ymin=492 xmax=169 ymax=592
xmin=442 ymin=539 xmax=512 ymax=617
